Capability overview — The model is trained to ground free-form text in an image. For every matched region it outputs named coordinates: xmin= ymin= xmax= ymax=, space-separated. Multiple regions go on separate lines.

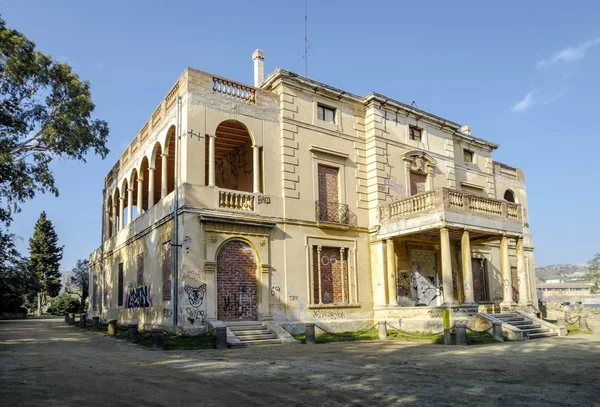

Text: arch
xmin=140 ymin=156 xmax=150 ymax=212
xmin=216 ymin=239 xmax=259 ymax=321
xmin=164 ymin=125 xmax=176 ymax=196
xmin=402 ymin=150 xmax=437 ymax=195
xmin=504 ymin=189 xmax=516 ymax=203
xmin=130 ymin=168 xmax=139 ymax=218
xmin=210 ymin=120 xmax=255 ymax=192
xmin=113 ymin=188 xmax=121 ymax=232
xmin=121 ymin=178 xmax=129 ymax=226
xmin=152 ymin=142 xmax=163 ymax=204
xmin=106 ymin=195 xmax=114 ymax=238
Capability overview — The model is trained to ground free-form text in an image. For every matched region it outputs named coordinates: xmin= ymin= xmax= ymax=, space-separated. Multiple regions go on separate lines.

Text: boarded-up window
xmin=409 ymin=172 xmax=427 ymax=196
xmin=312 ymin=246 xmax=349 ymax=304
xmin=472 ymin=258 xmax=488 ymax=302
xmin=317 ymin=165 xmax=340 ymax=222
xmin=162 ymin=241 xmax=172 ymax=301
xmin=511 ymin=266 xmax=519 ymax=302
xmin=92 ymin=275 xmax=98 ymax=311
xmin=137 ymin=253 xmax=144 ymax=286
xmin=117 ymin=263 xmax=124 ymax=306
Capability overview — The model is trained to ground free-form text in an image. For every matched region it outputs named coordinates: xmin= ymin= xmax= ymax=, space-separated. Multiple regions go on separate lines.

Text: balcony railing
xmin=381 ymin=188 xmax=522 ymax=223
xmin=315 ymin=201 xmax=349 ymax=225
xmin=219 ymin=190 xmax=255 ymax=212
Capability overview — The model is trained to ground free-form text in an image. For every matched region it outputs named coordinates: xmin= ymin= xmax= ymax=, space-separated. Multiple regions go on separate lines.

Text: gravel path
xmin=1 ymin=318 xmax=599 ymax=406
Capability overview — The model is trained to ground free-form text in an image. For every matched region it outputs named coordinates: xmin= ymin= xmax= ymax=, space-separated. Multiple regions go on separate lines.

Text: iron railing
xmin=315 ymin=201 xmax=349 ymax=225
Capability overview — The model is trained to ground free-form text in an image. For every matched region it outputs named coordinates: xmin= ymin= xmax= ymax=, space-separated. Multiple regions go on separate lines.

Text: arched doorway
xmin=216 ymin=240 xmax=258 ymax=321
xmin=504 ymin=189 xmax=516 ymax=203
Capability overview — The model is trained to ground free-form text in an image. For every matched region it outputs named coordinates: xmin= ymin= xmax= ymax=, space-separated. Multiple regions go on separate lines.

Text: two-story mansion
xmin=88 ymin=50 xmax=536 ymax=333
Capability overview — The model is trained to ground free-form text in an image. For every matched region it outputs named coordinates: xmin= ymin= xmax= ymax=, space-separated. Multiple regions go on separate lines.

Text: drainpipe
xmin=172 ymin=96 xmax=181 ymax=333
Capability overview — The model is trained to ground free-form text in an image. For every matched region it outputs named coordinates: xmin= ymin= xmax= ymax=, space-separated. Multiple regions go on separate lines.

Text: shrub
xmin=47 ymin=294 xmax=80 ymax=315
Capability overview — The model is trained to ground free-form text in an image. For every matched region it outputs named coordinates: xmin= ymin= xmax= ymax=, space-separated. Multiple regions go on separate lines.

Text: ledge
xmin=308 ymin=303 xmax=361 ymax=310
xmin=309 ymin=144 xmax=349 ymax=159
xmin=316 ymin=221 xmax=350 ymax=230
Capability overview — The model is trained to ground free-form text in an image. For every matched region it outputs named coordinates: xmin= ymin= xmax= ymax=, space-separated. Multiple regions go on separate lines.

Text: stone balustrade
xmin=212 ymin=77 xmax=256 ymax=104
xmin=381 ymin=188 xmax=522 ymax=223
xmin=218 ymin=189 xmax=256 ymax=212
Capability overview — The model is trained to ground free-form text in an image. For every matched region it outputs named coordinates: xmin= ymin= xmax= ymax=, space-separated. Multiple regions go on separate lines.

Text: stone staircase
xmin=493 ymin=313 xmax=558 ymax=339
xmin=225 ymin=321 xmax=281 ymax=346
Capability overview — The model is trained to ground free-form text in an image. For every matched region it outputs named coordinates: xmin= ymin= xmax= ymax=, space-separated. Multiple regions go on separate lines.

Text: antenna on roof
xmin=302 ymin=0 xmax=309 ymax=77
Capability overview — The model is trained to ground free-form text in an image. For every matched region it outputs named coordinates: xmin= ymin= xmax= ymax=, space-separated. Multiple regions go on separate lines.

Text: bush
xmin=47 ymin=294 xmax=80 ymax=315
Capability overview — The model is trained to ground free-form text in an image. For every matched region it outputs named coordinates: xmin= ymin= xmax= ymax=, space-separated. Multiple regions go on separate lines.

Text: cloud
xmin=537 ymin=37 xmax=600 ymax=68
xmin=511 ymin=92 xmax=534 ymax=112
xmin=544 ymin=87 xmax=568 ymax=105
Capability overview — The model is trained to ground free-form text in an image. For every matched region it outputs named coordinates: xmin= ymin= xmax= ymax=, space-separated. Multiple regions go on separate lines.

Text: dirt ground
xmin=1 ymin=318 xmax=599 ymax=407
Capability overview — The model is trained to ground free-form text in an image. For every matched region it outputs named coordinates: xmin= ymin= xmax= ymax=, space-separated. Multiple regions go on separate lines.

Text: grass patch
xmin=545 ymin=319 xmax=592 ymax=335
xmin=293 ymin=327 xmax=495 ymax=345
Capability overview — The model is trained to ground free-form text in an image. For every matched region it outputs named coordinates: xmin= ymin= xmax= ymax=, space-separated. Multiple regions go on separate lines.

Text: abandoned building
xmin=88 ymin=50 xmax=538 ymax=340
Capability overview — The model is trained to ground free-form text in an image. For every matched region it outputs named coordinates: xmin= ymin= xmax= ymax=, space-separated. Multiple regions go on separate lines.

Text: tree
xmin=46 ymin=293 xmax=80 ymax=316
xmin=65 ymin=259 xmax=89 ymax=312
xmin=0 ymin=229 xmax=35 ymax=314
xmin=587 ymin=252 xmax=600 ymax=293
xmin=0 ymin=16 xmax=109 ymax=228
xmin=28 ymin=211 xmax=63 ymax=315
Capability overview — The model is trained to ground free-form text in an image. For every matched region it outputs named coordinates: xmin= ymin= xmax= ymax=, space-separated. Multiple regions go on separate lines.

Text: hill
xmin=535 ymin=264 xmax=588 ymax=283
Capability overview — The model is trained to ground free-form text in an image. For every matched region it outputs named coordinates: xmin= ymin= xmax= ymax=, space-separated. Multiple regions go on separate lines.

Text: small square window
xmin=409 ymin=126 xmax=422 ymax=142
xmin=317 ymin=104 xmax=336 ymax=123
xmin=464 ymin=149 xmax=474 ymax=164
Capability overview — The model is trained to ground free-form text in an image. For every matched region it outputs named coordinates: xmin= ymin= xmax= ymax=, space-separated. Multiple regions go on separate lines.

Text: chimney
xmin=461 ymin=125 xmax=472 ymax=135
xmin=252 ymin=49 xmax=265 ymax=88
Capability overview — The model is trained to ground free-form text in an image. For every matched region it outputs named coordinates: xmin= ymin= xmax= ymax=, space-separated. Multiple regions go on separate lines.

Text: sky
xmin=2 ymin=0 xmax=599 ymax=270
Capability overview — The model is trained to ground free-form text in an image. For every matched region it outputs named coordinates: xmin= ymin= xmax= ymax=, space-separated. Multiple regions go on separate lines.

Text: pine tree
xmin=28 ymin=211 xmax=63 ymax=315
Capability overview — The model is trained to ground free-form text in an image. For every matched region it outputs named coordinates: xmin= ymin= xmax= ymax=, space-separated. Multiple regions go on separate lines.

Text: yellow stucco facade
xmin=89 ymin=53 xmax=536 ymax=333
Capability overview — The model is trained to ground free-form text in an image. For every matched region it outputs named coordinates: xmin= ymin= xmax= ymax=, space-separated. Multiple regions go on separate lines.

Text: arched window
xmin=209 ymin=120 xmax=255 ymax=192
xmin=107 ymin=195 xmax=113 ymax=238
xmin=151 ymin=142 xmax=163 ymax=204
xmin=504 ymin=189 xmax=516 ymax=203
xmin=164 ymin=126 xmax=176 ymax=196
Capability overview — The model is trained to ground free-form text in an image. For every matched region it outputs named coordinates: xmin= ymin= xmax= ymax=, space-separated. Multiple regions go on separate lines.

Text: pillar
xmin=118 ymin=197 xmax=124 ymax=230
xmin=127 ymin=188 xmax=133 ymax=226
xmin=461 ymin=230 xmax=476 ymax=305
xmin=253 ymin=145 xmax=261 ymax=193
xmin=386 ymin=239 xmax=398 ymax=306
xmin=305 ymin=323 xmax=316 ymax=344
xmin=215 ymin=326 xmax=227 ymax=349
xmin=136 ymin=178 xmax=143 ymax=218
xmin=316 ymin=246 xmax=323 ymax=304
xmin=500 ymin=235 xmax=514 ymax=308
xmin=440 ymin=228 xmax=454 ymax=305
xmin=113 ymin=202 xmax=118 ymax=233
xmin=147 ymin=167 xmax=155 ymax=209
xmin=151 ymin=328 xmax=164 ymax=350
xmin=161 ymin=153 xmax=168 ymax=198
xmin=516 ymin=237 xmax=530 ymax=306
xmin=208 ymin=134 xmax=215 ymax=187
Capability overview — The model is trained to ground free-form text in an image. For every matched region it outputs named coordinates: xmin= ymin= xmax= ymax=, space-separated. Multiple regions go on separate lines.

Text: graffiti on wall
xmin=184 ymin=269 xmax=206 ymax=282
xmin=311 ymin=310 xmax=346 ymax=319
xmin=183 ymin=284 xmax=206 ymax=325
xmin=163 ymin=308 xmax=173 ymax=319
xmin=126 ymin=286 xmax=152 ymax=309
xmin=223 ymin=283 xmax=247 ymax=316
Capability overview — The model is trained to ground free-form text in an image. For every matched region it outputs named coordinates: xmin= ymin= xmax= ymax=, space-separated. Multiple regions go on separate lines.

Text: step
xmin=509 ymin=321 xmax=536 ymax=327
xmin=228 ymin=325 xmax=267 ymax=332
xmin=244 ymin=338 xmax=282 ymax=346
xmin=238 ymin=334 xmax=279 ymax=341
xmin=528 ymin=332 xmax=558 ymax=339
xmin=521 ymin=328 xmax=549 ymax=335
xmin=228 ymin=329 xmax=270 ymax=335
xmin=504 ymin=318 xmax=526 ymax=324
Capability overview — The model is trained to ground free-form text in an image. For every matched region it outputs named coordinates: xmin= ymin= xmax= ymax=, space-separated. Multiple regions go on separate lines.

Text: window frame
xmin=463 ymin=149 xmax=474 ymax=164
xmin=317 ymin=103 xmax=336 ymax=123
xmin=409 ymin=125 xmax=422 ymax=142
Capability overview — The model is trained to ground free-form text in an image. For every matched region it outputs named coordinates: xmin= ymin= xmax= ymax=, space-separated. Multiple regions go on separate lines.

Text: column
xmin=259 ymin=264 xmax=271 ymax=318
xmin=147 ymin=167 xmax=155 ymax=209
xmin=118 ymin=197 xmax=124 ymax=230
xmin=386 ymin=239 xmax=398 ymax=306
xmin=113 ymin=202 xmax=119 ymax=234
xmin=516 ymin=237 xmax=531 ymax=306
xmin=316 ymin=246 xmax=323 ymax=304
xmin=208 ymin=134 xmax=215 ymax=187
xmin=136 ymin=178 xmax=143 ymax=218
xmin=461 ymin=230 xmax=476 ymax=305
xmin=500 ymin=235 xmax=514 ymax=307
xmin=161 ymin=153 xmax=168 ymax=199
xmin=340 ymin=248 xmax=346 ymax=303
xmin=127 ymin=188 xmax=133 ymax=226
xmin=253 ymin=145 xmax=261 ymax=193
xmin=440 ymin=227 xmax=454 ymax=305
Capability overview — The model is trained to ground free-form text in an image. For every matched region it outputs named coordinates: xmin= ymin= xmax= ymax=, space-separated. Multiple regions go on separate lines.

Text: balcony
xmin=315 ymin=201 xmax=350 ymax=225
xmin=379 ymin=188 xmax=522 ymax=238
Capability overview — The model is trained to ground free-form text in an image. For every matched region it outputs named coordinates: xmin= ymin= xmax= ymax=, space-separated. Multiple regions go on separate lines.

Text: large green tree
xmin=65 ymin=258 xmax=89 ymax=312
xmin=0 ymin=229 xmax=35 ymax=314
xmin=29 ymin=211 xmax=63 ymax=315
xmin=587 ymin=252 xmax=600 ymax=293
xmin=0 ymin=16 xmax=109 ymax=227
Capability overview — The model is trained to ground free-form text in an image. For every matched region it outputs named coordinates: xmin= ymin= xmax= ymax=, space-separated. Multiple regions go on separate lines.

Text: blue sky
xmin=2 ymin=0 xmax=599 ymax=270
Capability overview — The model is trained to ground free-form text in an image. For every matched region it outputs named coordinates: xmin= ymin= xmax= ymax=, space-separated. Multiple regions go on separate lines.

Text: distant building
xmin=537 ymin=283 xmax=593 ymax=303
